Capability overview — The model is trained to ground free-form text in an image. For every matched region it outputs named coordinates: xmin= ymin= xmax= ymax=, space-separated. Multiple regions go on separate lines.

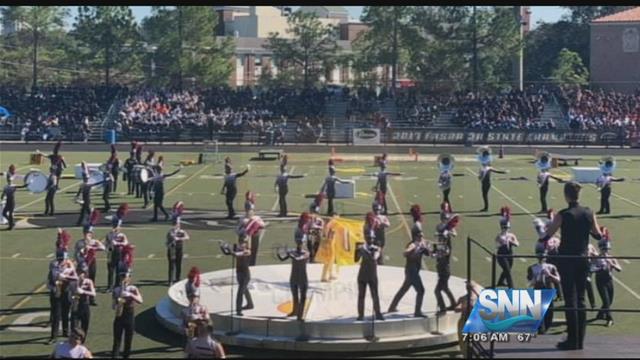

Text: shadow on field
xmin=134 ymin=308 xmax=183 ymax=348
xmin=136 ymin=279 xmax=168 ymax=289
xmin=597 ymin=215 xmax=639 ymax=219
xmin=0 ymin=306 xmax=49 ymax=317
xmin=0 ymin=335 xmax=49 ymax=347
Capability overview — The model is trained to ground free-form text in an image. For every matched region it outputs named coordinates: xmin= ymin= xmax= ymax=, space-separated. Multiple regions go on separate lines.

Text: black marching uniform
xmin=596 ymin=175 xmax=625 ymax=214
xmin=496 ymin=231 xmax=517 ymax=288
xmin=112 ymin=282 xmax=141 ymax=359
xmin=593 ymin=247 xmax=620 ymax=324
xmin=275 ymin=170 xmax=305 ymax=217
xmin=123 ymin=154 xmax=137 ymax=195
xmin=44 ymin=173 xmax=58 ymax=216
xmin=47 ymin=258 xmax=67 ymax=341
xmin=2 ymin=183 xmax=27 ymax=230
xmin=102 ymin=172 xmax=113 ymax=212
xmin=75 ymin=180 xmax=105 ymax=226
xmin=105 ymin=230 xmax=121 ymax=291
xmin=109 ymin=158 xmax=120 ymax=193
xmin=387 ymin=239 xmax=429 ymax=317
xmin=355 ymin=241 xmax=384 ymax=321
xmin=221 ymin=169 xmax=248 ymax=219
xmin=221 ymin=243 xmax=254 ymax=315
xmin=434 ymin=225 xmax=456 ymax=313
xmin=478 ymin=165 xmax=507 ymax=212
xmin=70 ymin=277 xmax=95 ymax=340
xmin=277 ymin=246 xmax=309 ymax=320
xmin=48 ymin=154 xmax=66 ymax=187
xmin=166 ymin=227 xmax=188 ymax=285
xmin=321 ymin=171 xmax=348 ymax=216
xmin=538 ymin=171 xmax=563 ymax=213
xmin=151 ymin=168 xmax=181 ymax=222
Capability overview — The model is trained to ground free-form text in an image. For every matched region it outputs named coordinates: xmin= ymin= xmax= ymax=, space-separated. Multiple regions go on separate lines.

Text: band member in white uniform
xmin=476 ymin=147 xmax=508 ymax=212
xmin=593 ymin=227 xmax=622 ymax=326
xmin=372 ymin=192 xmax=390 ymax=265
xmin=112 ymin=269 xmax=143 ymax=359
xmin=51 ymin=329 xmax=93 ymax=359
xmin=184 ymin=322 xmax=226 ymax=359
xmin=166 ymin=210 xmax=190 ymax=286
xmin=495 ymin=206 xmax=519 ymax=288
xmin=527 ymin=242 xmax=561 ymax=334
xmin=535 ymin=152 xmax=564 ymax=213
xmin=596 ymin=157 xmax=625 ymax=214
xmin=437 ymin=154 xmax=454 ymax=206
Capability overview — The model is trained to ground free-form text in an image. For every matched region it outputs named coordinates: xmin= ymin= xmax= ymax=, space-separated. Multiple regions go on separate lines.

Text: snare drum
xmin=88 ymin=171 xmax=105 ymax=187
xmin=24 ymin=170 xmax=48 ymax=193
xmin=132 ymin=165 xmax=145 ymax=183
xmin=140 ymin=168 xmax=153 ymax=184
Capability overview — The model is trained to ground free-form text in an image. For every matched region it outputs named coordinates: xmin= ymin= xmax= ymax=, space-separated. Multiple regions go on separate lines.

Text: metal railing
xmin=466 ymin=236 xmax=640 ymax=359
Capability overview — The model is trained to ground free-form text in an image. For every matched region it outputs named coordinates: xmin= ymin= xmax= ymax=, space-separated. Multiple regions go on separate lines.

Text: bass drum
xmin=24 ymin=170 xmax=48 ymax=193
xmin=87 ymin=171 xmax=105 ymax=186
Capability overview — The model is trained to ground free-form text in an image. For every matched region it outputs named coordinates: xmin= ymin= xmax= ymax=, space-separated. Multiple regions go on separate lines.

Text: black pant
xmin=443 ymin=188 xmax=450 ymax=205
xmin=142 ymin=182 xmax=150 ymax=207
xmin=225 ymin=190 xmax=237 ymax=218
xmin=357 ymin=278 xmax=382 ymax=318
xmin=107 ymin=258 xmax=115 ymax=290
xmin=290 ymin=283 xmax=308 ymax=320
xmin=236 ymin=271 xmax=253 ymax=314
xmin=539 ymin=297 xmax=554 ymax=334
xmin=3 ymin=201 xmax=15 ymax=229
xmin=45 ymin=189 xmax=56 ymax=215
xmin=126 ymin=174 xmax=135 ymax=195
xmin=388 ymin=270 xmax=424 ymax=315
xmin=112 ymin=309 xmax=135 ymax=359
xmin=586 ymin=273 xmax=596 ymax=308
xmin=76 ymin=203 xmax=91 ymax=225
xmin=558 ymin=258 xmax=589 ymax=349
xmin=134 ymin=180 xmax=141 ymax=198
xmin=307 ymin=233 xmax=320 ymax=263
xmin=599 ymin=187 xmax=611 ymax=213
xmin=103 ymin=190 xmax=111 ymax=212
xmin=112 ymin=172 xmax=119 ymax=192
xmin=71 ymin=303 xmax=90 ymax=340
xmin=481 ymin=182 xmax=490 ymax=210
xmin=595 ymin=272 xmax=614 ymax=321
xmin=380 ymin=191 xmax=388 ymax=215
xmin=249 ymin=234 xmax=259 ymax=266
xmin=167 ymin=245 xmax=183 ymax=283
xmin=109 ymin=252 xmax=121 ymax=289
xmin=497 ymin=252 xmax=514 ymax=288
xmin=540 ymin=185 xmax=548 ymax=212
xmin=49 ymin=291 xmax=71 ymax=338
xmin=153 ymin=192 xmax=168 ymax=220
xmin=278 ymin=190 xmax=288 ymax=216
xmin=327 ymin=196 xmax=335 ymax=216
xmin=435 ymin=273 xmax=456 ymax=311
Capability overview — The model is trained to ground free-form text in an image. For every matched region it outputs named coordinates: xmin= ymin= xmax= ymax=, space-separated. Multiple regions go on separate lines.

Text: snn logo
xmin=479 ymin=289 xmax=542 ymax=321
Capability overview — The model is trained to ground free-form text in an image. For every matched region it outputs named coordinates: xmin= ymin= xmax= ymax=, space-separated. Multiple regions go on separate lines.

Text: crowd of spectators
xmin=0 ymin=85 xmax=125 ymax=141
xmin=556 ymin=86 xmax=640 ymax=135
xmin=396 ymin=90 xmax=451 ymax=126
xmin=452 ymin=88 xmax=549 ymax=130
xmin=345 ymin=87 xmax=393 ymax=121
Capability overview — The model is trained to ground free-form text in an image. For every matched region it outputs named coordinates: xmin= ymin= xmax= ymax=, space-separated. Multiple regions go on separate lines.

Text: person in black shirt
xmin=373 ymin=162 xmax=402 ymax=215
xmin=142 ymin=151 xmax=156 ymax=209
xmin=48 ymin=141 xmax=66 ymax=187
xmin=220 ymin=237 xmax=254 ymax=316
xmin=107 ymin=145 xmax=120 ymax=193
xmin=276 ymin=236 xmax=310 ymax=321
xmin=320 ymin=165 xmax=349 ymax=216
xmin=101 ymin=168 xmax=114 ymax=213
xmin=595 ymin=158 xmax=625 ymax=214
xmin=593 ymin=228 xmax=622 ymax=327
xmin=355 ymin=212 xmax=384 ymax=321
xmin=44 ymin=169 xmax=58 ymax=216
xmin=2 ymin=175 xmax=29 ymax=230
xmin=536 ymin=153 xmax=564 ymax=213
xmin=476 ymin=148 xmax=507 ymax=212
xmin=274 ymin=165 xmax=306 ymax=217
xmin=434 ymin=207 xmax=459 ymax=315
xmin=74 ymin=173 xmax=105 ymax=226
xmin=220 ymin=163 xmax=249 ymax=219
xmin=149 ymin=161 xmax=182 ymax=222
xmin=539 ymin=181 xmax=603 ymax=351
xmin=123 ymin=150 xmax=137 ymax=196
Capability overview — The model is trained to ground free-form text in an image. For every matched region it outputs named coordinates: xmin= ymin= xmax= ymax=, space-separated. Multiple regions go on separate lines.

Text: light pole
xmin=472 ymin=6 xmax=478 ymax=97
xmin=513 ymin=6 xmax=524 ymax=91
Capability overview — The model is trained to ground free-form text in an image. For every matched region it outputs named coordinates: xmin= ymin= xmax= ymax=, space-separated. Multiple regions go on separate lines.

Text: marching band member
xmin=48 ymin=251 xmax=78 ymax=344
xmin=182 ymin=267 xmax=211 ymax=337
xmin=527 ymin=242 xmax=561 ymax=334
xmin=75 ymin=209 xmax=101 ymax=265
xmin=117 ymin=243 xmax=135 ymax=286
xmin=48 ymin=140 xmax=66 ymax=187
xmin=535 ymin=152 xmax=564 ymax=213
xmin=2 ymin=170 xmax=29 ymax=230
xmin=142 ymin=150 xmax=156 ymax=208
xmin=220 ymin=236 xmax=254 ymax=316
xmin=593 ymin=227 xmax=622 ymax=326
xmin=220 ymin=162 xmax=250 ymax=219
xmin=44 ymin=167 xmax=58 ymax=216
xmin=56 ymin=228 xmax=72 ymax=253
xmin=109 ymin=233 xmax=130 ymax=289
xmin=184 ymin=322 xmax=226 ymax=359
xmin=355 ymin=212 xmax=384 ymax=321
xmin=123 ymin=146 xmax=137 ymax=196
xmin=495 ymin=206 xmax=519 ymax=288
xmin=274 ymin=162 xmax=306 ymax=217
xmin=476 ymin=147 xmax=508 ymax=212
xmin=596 ymin=157 xmax=625 ymax=214
xmin=167 ymin=204 xmax=190 ymax=285
xmin=320 ymin=161 xmax=350 ymax=216
xmin=372 ymin=192 xmax=390 ymax=265
xmin=388 ymin=206 xmax=429 ymax=317
xmin=433 ymin=203 xmax=459 ymax=315
xmin=307 ymin=194 xmax=325 ymax=263
xmin=107 ymin=145 xmax=120 ymax=193
xmin=111 ymin=269 xmax=143 ymax=359
xmin=79 ymin=227 xmax=105 ymax=306
xmin=134 ymin=143 xmax=143 ymax=198
xmin=70 ymin=264 xmax=97 ymax=339
xmin=101 ymin=164 xmax=114 ymax=213
xmin=241 ymin=192 xmax=265 ymax=267
xmin=51 ymin=329 xmax=93 ymax=359
xmin=75 ymin=164 xmax=106 ymax=226
xmin=105 ymin=204 xmax=128 ymax=292
xmin=276 ymin=236 xmax=310 ymax=321
xmin=149 ymin=160 xmax=183 ymax=222
xmin=373 ymin=161 xmax=402 ymax=215
xmin=437 ymin=154 xmax=454 ymax=206
xmin=586 ymin=243 xmax=598 ymax=309
xmin=454 ymin=281 xmax=483 ymax=357
xmin=534 ymin=210 xmax=563 ymax=301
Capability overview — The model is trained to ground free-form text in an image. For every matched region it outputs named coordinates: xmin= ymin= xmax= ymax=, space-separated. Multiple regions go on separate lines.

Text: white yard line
xmin=623 ymin=259 xmax=631 ymax=265
xmin=485 ymin=257 xmax=492 ymax=263
xmin=46 ymin=253 xmax=54 ymax=258
xmin=387 ymin=183 xmax=412 ymax=239
xmin=11 ymin=253 xmax=21 ymax=258
xmin=15 ymin=181 xmax=81 ymax=211
xmin=466 ymin=167 xmax=640 ymax=302
xmin=165 ymin=165 xmax=211 ymax=197
xmin=147 ymin=254 xmax=155 ymax=259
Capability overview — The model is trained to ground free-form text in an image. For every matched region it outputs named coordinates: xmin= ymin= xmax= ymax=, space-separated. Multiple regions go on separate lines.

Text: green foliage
xmin=551 ymin=48 xmax=589 ymax=86
xmin=264 ymin=11 xmax=339 ymax=89
xmin=72 ymin=6 xmax=143 ymax=86
xmin=142 ymin=6 xmax=234 ymax=88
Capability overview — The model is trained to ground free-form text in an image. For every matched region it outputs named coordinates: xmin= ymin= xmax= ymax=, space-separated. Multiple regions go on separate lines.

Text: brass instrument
xmin=55 ymin=280 xmax=63 ymax=298
xmin=71 ymin=293 xmax=80 ymax=312
xmin=116 ymin=296 xmax=126 ymax=317
xmin=186 ymin=321 xmax=197 ymax=338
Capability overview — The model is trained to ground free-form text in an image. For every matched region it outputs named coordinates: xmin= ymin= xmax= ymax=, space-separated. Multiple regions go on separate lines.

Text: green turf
xmin=1 ymin=150 xmax=639 ymax=358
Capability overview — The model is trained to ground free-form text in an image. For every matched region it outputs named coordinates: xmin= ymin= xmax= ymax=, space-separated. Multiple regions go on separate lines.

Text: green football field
xmin=1 ymin=148 xmax=639 ymax=358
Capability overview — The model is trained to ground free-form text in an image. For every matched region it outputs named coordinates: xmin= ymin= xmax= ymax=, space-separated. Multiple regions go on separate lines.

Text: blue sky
xmin=66 ymin=6 xmax=568 ymax=29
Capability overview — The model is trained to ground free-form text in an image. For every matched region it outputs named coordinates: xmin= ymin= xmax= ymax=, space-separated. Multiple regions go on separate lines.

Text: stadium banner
xmin=353 ymin=128 xmax=381 ymax=145
xmin=387 ymin=129 xmax=626 ymax=145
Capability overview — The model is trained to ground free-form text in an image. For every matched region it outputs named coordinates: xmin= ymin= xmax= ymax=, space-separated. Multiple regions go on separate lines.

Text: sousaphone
xmin=476 ymin=146 xmax=492 ymax=165
xmin=535 ymin=151 xmax=553 ymax=171
xmin=437 ymin=154 xmax=455 ymax=173
xmin=599 ymin=156 xmax=616 ymax=174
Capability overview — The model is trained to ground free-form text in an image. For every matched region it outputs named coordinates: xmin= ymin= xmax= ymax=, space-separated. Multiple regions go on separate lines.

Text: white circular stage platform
xmin=155 ymin=264 xmax=466 ymax=352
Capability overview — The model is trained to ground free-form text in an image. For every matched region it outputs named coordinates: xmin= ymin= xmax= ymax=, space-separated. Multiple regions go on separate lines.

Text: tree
xmin=72 ymin=6 xmax=142 ymax=86
xmin=264 ymin=11 xmax=339 ymax=89
xmin=142 ymin=6 xmax=234 ymax=88
xmin=357 ymin=6 xmax=417 ymax=93
xmin=551 ymin=48 xmax=589 ymax=86
xmin=0 ymin=6 xmax=68 ymax=89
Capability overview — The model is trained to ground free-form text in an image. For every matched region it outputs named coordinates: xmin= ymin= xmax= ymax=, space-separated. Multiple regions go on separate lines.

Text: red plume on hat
xmin=89 ymin=209 xmax=101 ymax=226
xmin=8 ymin=164 xmax=16 ymax=174
xmin=446 ymin=214 xmax=461 ymax=230
xmin=281 ymin=154 xmax=288 ymax=167
xmin=298 ymin=212 xmax=311 ymax=229
xmin=441 ymin=201 xmax=452 ymax=214
xmin=53 ymin=140 xmax=62 ymax=155
xmin=328 ymin=159 xmax=334 ymax=166
xmin=410 ymin=204 xmax=422 ymax=222
xmin=366 ymin=211 xmax=376 ymax=226
xmin=56 ymin=228 xmax=71 ymax=250
xmin=116 ymin=203 xmax=129 ymax=219
xmin=188 ymin=266 xmax=201 ymax=288
xmin=546 ymin=209 xmax=555 ymax=221
xmin=122 ymin=244 xmax=135 ymax=268
xmin=135 ymin=143 xmax=142 ymax=153
xmin=245 ymin=191 xmax=256 ymax=203
xmin=130 ymin=141 xmax=137 ymax=151
xmin=375 ymin=191 xmax=385 ymax=205
xmin=172 ymin=201 xmax=185 ymax=217
xmin=500 ymin=206 xmax=512 ymax=221
xmin=315 ymin=193 xmax=324 ymax=206
xmin=600 ymin=226 xmax=610 ymax=241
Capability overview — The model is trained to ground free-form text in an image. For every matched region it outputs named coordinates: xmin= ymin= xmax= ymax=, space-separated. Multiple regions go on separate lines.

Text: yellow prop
xmin=315 ymin=216 xmax=363 ymax=266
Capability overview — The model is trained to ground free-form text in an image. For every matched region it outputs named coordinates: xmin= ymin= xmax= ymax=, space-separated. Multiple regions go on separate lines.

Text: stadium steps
xmin=430 ymin=109 xmax=461 ymax=129
xmin=540 ymin=101 xmax=567 ymax=130
xmin=324 ymin=100 xmax=348 ymax=124
xmin=378 ymin=98 xmax=398 ymax=122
